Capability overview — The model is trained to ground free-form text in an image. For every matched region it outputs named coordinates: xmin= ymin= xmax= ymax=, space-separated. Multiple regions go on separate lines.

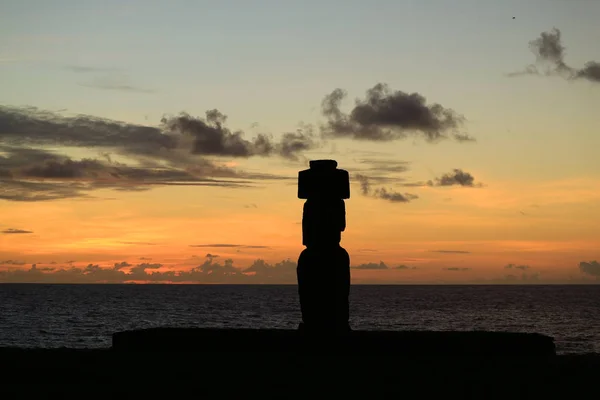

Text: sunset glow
xmin=1 ymin=0 xmax=599 ymax=283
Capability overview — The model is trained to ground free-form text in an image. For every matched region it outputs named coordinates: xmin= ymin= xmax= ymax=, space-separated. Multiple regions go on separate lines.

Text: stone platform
xmin=111 ymin=328 xmax=556 ymax=356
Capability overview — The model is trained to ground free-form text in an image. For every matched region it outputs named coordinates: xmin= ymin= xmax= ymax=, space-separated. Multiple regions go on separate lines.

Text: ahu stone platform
xmin=111 ymin=328 xmax=556 ymax=356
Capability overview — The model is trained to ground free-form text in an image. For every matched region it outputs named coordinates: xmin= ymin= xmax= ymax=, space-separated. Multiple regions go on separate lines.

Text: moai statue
xmin=297 ymin=160 xmax=351 ymax=332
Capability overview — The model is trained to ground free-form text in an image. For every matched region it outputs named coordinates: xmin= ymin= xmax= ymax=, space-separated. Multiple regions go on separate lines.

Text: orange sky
xmin=1 ymin=4 xmax=600 ymax=283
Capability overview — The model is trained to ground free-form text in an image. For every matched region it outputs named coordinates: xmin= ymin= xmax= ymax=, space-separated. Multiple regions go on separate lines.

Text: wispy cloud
xmin=354 ymin=174 xmax=418 ymax=203
xmin=505 ymin=263 xmax=530 ymax=270
xmin=64 ymin=65 xmax=120 ymax=73
xmin=432 ymin=250 xmax=471 ymax=254
xmin=443 ymin=267 xmax=471 ymax=272
xmin=508 ymin=28 xmax=600 ymax=84
xmin=0 ymin=106 xmax=312 ymax=201
xmin=1 ymin=228 xmax=33 ymax=234
xmin=189 ymin=244 xmax=271 ymax=249
xmin=579 ymin=261 xmax=600 ymax=277
xmin=79 ymin=77 xmax=155 ymax=93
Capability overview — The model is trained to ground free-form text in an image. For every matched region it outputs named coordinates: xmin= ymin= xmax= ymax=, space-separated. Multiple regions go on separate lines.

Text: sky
xmin=1 ymin=0 xmax=599 ymax=284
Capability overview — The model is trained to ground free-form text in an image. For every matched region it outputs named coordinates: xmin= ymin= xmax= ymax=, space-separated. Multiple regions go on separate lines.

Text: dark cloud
xmin=452 ymin=132 xmax=477 ymax=142
xmin=1 ymin=228 xmax=33 ymax=234
xmin=354 ymin=174 xmax=418 ymax=203
xmin=354 ymin=158 xmax=411 ymax=174
xmin=0 ymin=259 xmax=26 ymax=265
xmin=0 ymin=258 xmax=294 ymax=283
xmin=443 ymin=267 xmax=471 ymax=272
xmin=0 ymin=179 xmax=88 ymax=201
xmin=321 ymin=83 xmax=470 ymax=142
xmin=0 ymin=256 xmax=423 ymax=283
xmin=161 ymin=110 xmax=317 ymax=160
xmin=0 ymin=106 xmax=176 ymax=155
xmin=0 ymin=153 xmax=252 ymax=201
xmin=427 ymin=169 xmax=482 ymax=187
xmin=352 ymin=262 xmax=388 ymax=270
xmin=129 ymin=263 xmax=163 ymax=275
xmin=0 ymin=106 xmax=309 ymax=202
xmin=509 ymin=28 xmax=600 ymax=84
xmin=579 ymin=261 xmax=600 ymax=277
xmin=373 ymin=188 xmax=418 ymax=203
xmin=394 ymin=265 xmax=417 ymax=270
xmin=505 ymin=263 xmax=530 ymax=270
xmin=355 ymin=174 xmax=371 ymax=196
xmin=189 ymin=244 xmax=270 ymax=249
xmin=432 ymin=250 xmax=471 ymax=254
xmin=113 ymin=261 xmax=132 ymax=270
xmin=21 ymin=158 xmax=108 ymax=178
xmin=0 ymin=107 xmax=313 ymax=166
xmin=242 ymin=259 xmax=296 ymax=281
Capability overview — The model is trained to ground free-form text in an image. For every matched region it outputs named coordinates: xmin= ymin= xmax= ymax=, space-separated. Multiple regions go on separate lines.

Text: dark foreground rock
xmin=112 ymin=328 xmax=556 ymax=356
xmin=2 ymin=329 xmax=599 ymax=398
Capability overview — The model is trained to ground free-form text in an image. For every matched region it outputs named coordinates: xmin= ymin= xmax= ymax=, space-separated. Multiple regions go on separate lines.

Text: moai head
xmin=298 ymin=160 xmax=350 ymax=200
xmin=298 ymin=160 xmax=350 ymax=248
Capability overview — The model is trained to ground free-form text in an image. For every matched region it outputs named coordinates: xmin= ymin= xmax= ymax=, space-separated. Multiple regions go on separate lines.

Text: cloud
xmin=161 ymin=110 xmax=317 ymax=160
xmin=0 ymin=107 xmax=314 ymax=163
xmin=394 ymin=264 xmax=417 ymax=270
xmin=1 ymin=228 xmax=33 ymax=234
xmin=129 ymin=263 xmax=163 ymax=275
xmin=579 ymin=261 xmax=600 ymax=277
xmin=443 ymin=267 xmax=471 ymax=272
xmin=427 ymin=169 xmax=482 ymax=187
xmin=113 ymin=261 xmax=132 ymax=270
xmin=0 ymin=148 xmax=253 ymax=201
xmin=431 ymin=250 xmax=471 ymax=254
xmin=189 ymin=244 xmax=271 ymax=249
xmin=505 ymin=263 xmax=530 ymax=270
xmin=354 ymin=158 xmax=411 ymax=174
xmin=79 ymin=78 xmax=155 ymax=93
xmin=509 ymin=28 xmax=600 ymax=84
xmin=242 ymin=259 xmax=296 ymax=280
xmin=0 ymin=260 xmax=26 ymax=265
xmin=354 ymin=174 xmax=418 ymax=203
xmin=352 ymin=262 xmax=388 ymax=270
xmin=64 ymin=65 xmax=120 ymax=73
xmin=0 ymin=106 xmax=304 ymax=201
xmin=320 ymin=83 xmax=471 ymax=142
xmin=66 ymin=66 xmax=154 ymax=93
xmin=0 ymin=258 xmax=298 ymax=283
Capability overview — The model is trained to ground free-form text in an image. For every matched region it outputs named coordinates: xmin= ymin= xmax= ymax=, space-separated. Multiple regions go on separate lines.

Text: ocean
xmin=0 ymin=284 xmax=598 ymax=354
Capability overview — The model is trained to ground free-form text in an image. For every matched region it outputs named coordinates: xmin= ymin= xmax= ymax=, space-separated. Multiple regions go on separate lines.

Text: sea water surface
xmin=0 ymin=284 xmax=598 ymax=354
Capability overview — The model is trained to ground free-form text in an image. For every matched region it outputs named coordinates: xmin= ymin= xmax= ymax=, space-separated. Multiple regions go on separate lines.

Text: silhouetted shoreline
xmin=2 ymin=336 xmax=599 ymax=397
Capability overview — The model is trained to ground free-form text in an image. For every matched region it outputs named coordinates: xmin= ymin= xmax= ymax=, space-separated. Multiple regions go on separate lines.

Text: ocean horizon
xmin=1 ymin=284 xmax=598 ymax=354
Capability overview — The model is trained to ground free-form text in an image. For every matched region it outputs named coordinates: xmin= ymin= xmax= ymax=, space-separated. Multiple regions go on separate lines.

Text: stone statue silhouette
xmin=296 ymin=160 xmax=351 ymax=332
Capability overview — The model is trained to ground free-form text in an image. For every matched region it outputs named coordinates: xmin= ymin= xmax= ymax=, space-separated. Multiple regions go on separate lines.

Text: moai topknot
xmin=297 ymin=160 xmax=351 ymax=332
